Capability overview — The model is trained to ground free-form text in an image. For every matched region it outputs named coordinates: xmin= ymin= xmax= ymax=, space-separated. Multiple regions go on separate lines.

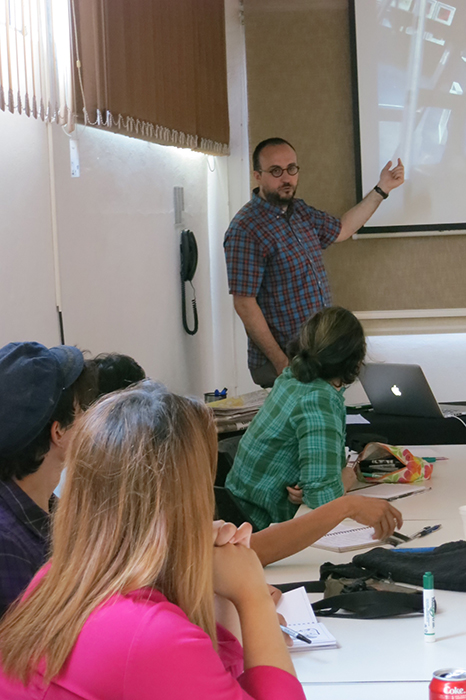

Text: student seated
xmin=0 ymin=382 xmax=305 ymax=700
xmin=0 ymin=342 xmax=96 ymax=619
xmin=92 ymin=351 xmax=146 ymax=397
xmin=226 ymin=307 xmax=402 ymax=540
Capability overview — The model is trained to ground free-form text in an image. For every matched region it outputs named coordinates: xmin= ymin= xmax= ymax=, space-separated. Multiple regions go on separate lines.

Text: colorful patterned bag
xmin=354 ymin=442 xmax=434 ymax=484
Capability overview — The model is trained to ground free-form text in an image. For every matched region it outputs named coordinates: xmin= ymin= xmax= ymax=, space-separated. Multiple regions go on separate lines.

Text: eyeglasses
xmin=258 ymin=164 xmax=300 ymax=178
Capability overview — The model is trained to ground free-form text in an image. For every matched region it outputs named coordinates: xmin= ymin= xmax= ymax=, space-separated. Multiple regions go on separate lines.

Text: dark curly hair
xmin=92 ymin=353 xmax=146 ymax=398
xmin=288 ymin=307 xmax=366 ymax=386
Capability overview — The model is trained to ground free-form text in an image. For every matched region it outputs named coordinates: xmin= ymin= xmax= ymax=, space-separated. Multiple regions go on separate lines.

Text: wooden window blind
xmin=71 ymin=0 xmax=230 ymax=154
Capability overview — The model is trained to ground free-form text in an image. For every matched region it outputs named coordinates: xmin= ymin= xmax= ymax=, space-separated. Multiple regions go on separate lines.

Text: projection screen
xmin=351 ymin=0 xmax=466 ymax=233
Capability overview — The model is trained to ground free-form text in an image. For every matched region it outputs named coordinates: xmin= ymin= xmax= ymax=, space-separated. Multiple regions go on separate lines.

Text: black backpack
xmin=275 ymin=541 xmax=466 ymax=619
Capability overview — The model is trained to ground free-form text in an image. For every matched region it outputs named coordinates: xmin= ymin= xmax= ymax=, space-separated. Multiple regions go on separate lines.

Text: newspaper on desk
xmin=276 ymin=586 xmax=337 ymax=651
xmin=210 ymin=389 xmax=270 ymax=433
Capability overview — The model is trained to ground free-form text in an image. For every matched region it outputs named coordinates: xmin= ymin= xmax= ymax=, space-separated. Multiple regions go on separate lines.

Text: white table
xmin=264 ymin=445 xmax=466 ymax=700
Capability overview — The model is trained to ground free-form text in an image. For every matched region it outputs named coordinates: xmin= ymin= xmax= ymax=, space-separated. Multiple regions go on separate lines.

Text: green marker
xmin=423 ymin=571 xmax=435 ymax=643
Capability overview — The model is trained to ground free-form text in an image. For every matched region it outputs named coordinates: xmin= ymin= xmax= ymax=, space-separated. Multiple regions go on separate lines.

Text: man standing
xmin=224 ymin=138 xmax=404 ymax=387
xmin=0 ymin=342 xmax=95 ymax=617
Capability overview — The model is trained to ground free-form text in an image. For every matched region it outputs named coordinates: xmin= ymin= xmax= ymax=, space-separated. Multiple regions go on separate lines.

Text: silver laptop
xmin=359 ymin=363 xmax=466 ymax=419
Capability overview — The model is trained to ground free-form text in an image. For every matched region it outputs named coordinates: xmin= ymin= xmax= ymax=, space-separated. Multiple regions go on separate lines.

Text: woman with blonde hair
xmin=0 ymin=382 xmax=304 ymax=699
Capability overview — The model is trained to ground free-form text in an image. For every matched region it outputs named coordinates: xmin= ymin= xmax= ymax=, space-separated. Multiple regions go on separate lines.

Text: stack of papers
xmin=276 ymin=587 xmax=337 ymax=651
xmin=209 ymin=389 xmax=269 ymax=433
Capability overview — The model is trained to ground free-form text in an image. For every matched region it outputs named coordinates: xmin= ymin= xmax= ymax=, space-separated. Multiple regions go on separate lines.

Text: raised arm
xmin=337 ymin=158 xmax=405 ymax=242
xmin=233 ymin=296 xmax=289 ymax=376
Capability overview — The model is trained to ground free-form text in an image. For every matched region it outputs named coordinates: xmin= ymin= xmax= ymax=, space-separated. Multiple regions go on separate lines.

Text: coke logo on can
xmin=430 ymin=669 xmax=466 ymax=700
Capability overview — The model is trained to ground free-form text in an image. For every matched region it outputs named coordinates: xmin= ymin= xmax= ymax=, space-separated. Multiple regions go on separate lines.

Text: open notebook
xmin=311 ymin=521 xmax=381 ymax=552
xmin=276 ymin=586 xmax=337 ymax=651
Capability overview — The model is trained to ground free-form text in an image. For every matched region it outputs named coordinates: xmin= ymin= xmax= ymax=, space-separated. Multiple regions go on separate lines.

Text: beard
xmin=263 ymin=182 xmax=297 ymax=207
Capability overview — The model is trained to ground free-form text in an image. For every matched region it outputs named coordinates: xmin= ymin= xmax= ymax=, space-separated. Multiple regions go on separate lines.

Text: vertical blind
xmin=71 ymin=0 xmax=230 ymax=154
xmin=0 ymin=0 xmax=73 ymax=129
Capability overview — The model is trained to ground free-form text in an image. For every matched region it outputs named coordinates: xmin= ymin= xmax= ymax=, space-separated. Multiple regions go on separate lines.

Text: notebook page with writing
xmin=311 ymin=522 xmax=381 ymax=552
xmin=276 ymin=586 xmax=337 ymax=651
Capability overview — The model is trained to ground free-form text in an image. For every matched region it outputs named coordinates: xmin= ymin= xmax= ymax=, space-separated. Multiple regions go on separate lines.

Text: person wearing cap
xmin=0 ymin=342 xmax=96 ymax=618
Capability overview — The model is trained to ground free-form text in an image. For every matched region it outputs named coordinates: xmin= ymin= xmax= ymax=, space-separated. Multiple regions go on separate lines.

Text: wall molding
xmin=353 ymin=230 xmax=466 ymax=240
xmin=354 ymin=309 xmax=466 ymax=335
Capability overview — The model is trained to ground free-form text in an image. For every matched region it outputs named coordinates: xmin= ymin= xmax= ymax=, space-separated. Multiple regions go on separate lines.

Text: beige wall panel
xmin=244 ymin=0 xmax=466 ymax=312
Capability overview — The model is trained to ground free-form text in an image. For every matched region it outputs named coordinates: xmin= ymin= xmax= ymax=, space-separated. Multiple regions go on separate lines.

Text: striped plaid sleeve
xmin=224 ymin=225 xmax=267 ymax=297
xmin=306 ymin=206 xmax=341 ymax=249
xmin=292 ymin=389 xmax=345 ymax=509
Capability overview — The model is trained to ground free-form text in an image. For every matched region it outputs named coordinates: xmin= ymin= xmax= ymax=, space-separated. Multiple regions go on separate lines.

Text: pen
xmin=393 ymin=547 xmax=435 ymax=554
xmin=279 ymin=625 xmax=313 ymax=644
xmin=410 ymin=524 xmax=442 ymax=540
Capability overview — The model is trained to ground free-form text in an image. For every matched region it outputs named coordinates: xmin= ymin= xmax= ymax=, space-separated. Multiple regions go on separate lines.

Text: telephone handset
xmin=180 ymin=230 xmax=199 ymax=335
xmin=181 ymin=229 xmax=198 ymax=282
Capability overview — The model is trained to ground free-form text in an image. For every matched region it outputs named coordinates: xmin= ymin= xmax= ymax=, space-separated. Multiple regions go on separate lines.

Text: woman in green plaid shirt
xmin=226 ymin=307 xmax=367 ymax=531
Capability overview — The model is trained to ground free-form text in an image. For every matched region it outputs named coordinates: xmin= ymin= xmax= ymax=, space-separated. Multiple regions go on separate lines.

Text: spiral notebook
xmin=311 ymin=521 xmax=381 ymax=552
xmin=276 ymin=586 xmax=337 ymax=651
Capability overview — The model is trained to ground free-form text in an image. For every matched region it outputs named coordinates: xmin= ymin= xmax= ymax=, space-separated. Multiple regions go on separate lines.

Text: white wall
xmin=54 ymin=126 xmax=217 ymax=395
xmin=0 ymin=108 xmax=219 ymax=396
xmin=0 ymin=0 xmax=254 ymax=399
xmin=0 ymin=111 xmax=60 ymax=346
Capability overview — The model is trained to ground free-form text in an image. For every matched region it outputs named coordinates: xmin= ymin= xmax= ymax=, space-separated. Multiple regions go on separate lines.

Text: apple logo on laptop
xmin=391 ymin=384 xmax=402 ymax=397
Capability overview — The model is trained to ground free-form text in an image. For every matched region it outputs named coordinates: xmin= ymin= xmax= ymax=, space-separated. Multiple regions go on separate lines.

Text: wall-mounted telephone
xmin=181 ymin=229 xmax=198 ymax=282
xmin=180 ymin=229 xmax=199 ymax=335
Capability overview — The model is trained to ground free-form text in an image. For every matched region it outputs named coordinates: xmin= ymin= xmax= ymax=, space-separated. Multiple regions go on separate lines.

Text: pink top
xmin=0 ymin=577 xmax=305 ymax=700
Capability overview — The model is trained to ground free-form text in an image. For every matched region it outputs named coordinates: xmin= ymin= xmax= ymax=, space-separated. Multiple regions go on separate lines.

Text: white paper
xmin=347 ymin=482 xmax=431 ymax=501
xmin=276 ymin=587 xmax=337 ymax=651
xmin=311 ymin=522 xmax=379 ymax=552
xmin=346 ymin=414 xmax=370 ymax=425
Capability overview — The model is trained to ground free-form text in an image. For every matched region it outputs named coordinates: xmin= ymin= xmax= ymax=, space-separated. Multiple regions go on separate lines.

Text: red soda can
xmin=430 ymin=669 xmax=466 ymax=700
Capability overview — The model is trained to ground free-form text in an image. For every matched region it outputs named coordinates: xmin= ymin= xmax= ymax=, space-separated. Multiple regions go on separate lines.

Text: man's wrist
xmin=374 ymin=184 xmax=389 ymax=199
xmin=270 ymin=352 xmax=288 ymax=373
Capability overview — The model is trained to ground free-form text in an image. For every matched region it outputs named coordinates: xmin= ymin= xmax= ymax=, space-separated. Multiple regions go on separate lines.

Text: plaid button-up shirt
xmin=225 ymin=369 xmax=346 ymax=530
xmin=0 ymin=480 xmax=53 ymax=618
xmin=224 ymin=190 xmax=341 ymax=370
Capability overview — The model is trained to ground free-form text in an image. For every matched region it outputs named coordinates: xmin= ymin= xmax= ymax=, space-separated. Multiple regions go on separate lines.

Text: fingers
xmin=371 ymin=504 xmax=402 ymax=540
xmin=213 ymin=520 xmax=253 ymax=547
xmin=213 ymin=521 xmax=238 ymax=546
xmin=286 ymin=485 xmax=303 ymax=505
xmin=388 ymin=503 xmax=403 ymax=529
xmin=230 ymin=521 xmax=253 ymax=547
xmin=277 ymin=612 xmax=293 ymax=648
xmin=379 ymin=158 xmax=404 ymax=190
xmin=371 ymin=511 xmax=391 ymax=540
xmin=268 ymin=584 xmax=282 ymax=606
xmin=354 ymin=497 xmax=403 ymax=540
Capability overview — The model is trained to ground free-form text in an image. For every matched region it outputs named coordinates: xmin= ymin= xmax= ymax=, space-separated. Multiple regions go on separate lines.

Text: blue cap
xmin=0 ymin=342 xmax=84 ymax=456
